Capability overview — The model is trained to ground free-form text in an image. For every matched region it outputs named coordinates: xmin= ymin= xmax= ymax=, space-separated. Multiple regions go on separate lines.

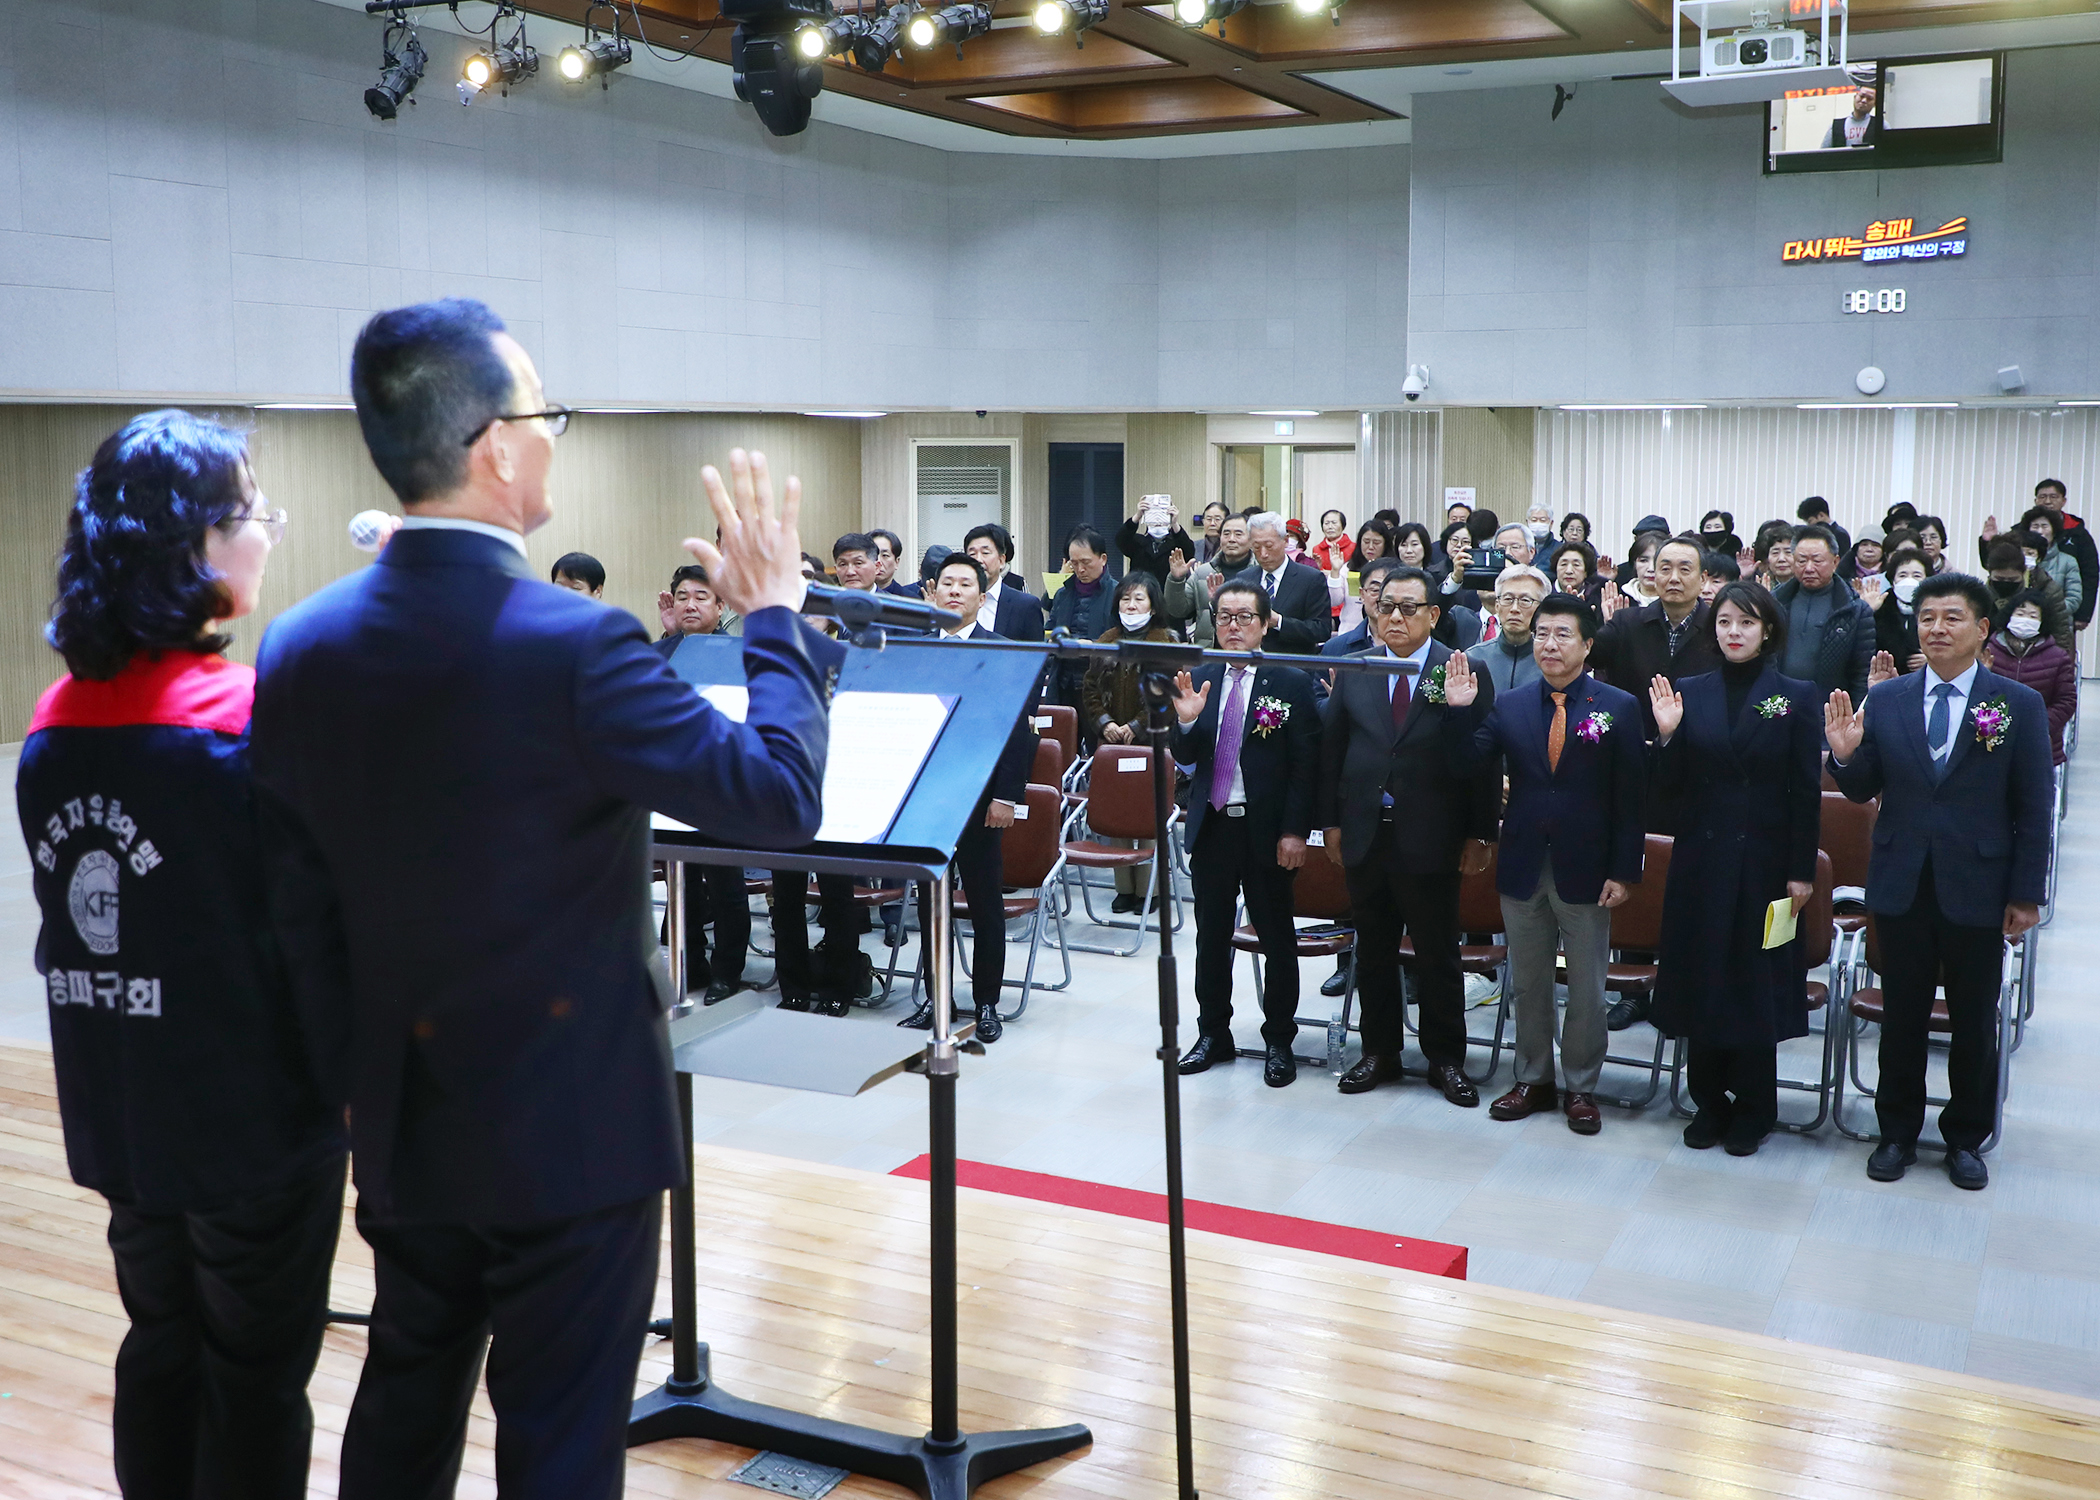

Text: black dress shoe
xmin=1946 ymin=1148 xmax=1989 ymax=1190
xmin=810 ymin=993 xmax=852 ymax=1017
xmin=1320 ymin=963 xmax=1353 ymax=998
xmin=972 ymin=1004 xmax=1003 ymax=1044
xmin=1605 ymin=995 xmax=1650 ymax=1032
xmin=1177 ymin=1034 xmax=1233 ymax=1074
xmin=777 ymin=992 xmax=812 ymax=1013
xmin=1867 ymin=1140 xmax=1917 ymax=1181
xmin=1428 ymin=1063 xmax=1479 ymax=1108
xmin=1723 ymin=1117 xmax=1769 ymax=1157
xmin=703 ymin=978 xmax=749 ymax=1006
xmin=1264 ymin=1044 xmax=1297 ymax=1088
xmin=1337 ymin=1054 xmax=1401 ymax=1094
xmin=883 ymin=915 xmax=906 ymax=948
xmin=898 ymin=1000 xmax=934 ymax=1030
xmin=1682 ymin=1111 xmax=1729 ymax=1150
xmin=1111 ymin=893 xmax=1137 ymax=915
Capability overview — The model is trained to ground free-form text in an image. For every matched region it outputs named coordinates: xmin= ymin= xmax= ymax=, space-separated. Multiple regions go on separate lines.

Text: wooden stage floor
xmin=5 ymin=1044 xmax=2100 ymax=1500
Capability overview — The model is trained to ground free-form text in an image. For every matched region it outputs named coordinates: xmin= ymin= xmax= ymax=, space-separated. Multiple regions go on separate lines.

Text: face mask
xmin=1119 ymin=609 xmax=1151 ymax=632
xmin=1894 ymin=577 xmax=1921 ymax=606
xmin=1143 ymin=519 xmax=1169 ymax=539
xmin=1530 ymin=523 xmax=1551 ymax=541
xmin=1990 ymin=578 xmax=2019 ymax=598
xmin=2008 ymin=615 xmax=2042 ymax=640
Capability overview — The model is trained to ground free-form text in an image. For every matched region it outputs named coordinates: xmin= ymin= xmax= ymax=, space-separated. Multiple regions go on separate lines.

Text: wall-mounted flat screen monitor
xmin=1765 ymin=52 xmax=2003 ymax=174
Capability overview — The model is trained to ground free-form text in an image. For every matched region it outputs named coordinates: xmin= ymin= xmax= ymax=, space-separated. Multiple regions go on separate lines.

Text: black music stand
xmin=629 ymin=632 xmax=1091 ymax=1500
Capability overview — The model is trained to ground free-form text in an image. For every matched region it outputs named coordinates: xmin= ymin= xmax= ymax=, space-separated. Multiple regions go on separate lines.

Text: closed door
xmin=1047 ymin=443 xmax=1123 ymax=556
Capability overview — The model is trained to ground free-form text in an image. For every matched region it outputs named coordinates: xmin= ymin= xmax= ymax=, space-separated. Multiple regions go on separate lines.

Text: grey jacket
xmin=1466 ymin=632 xmax=1542 ymax=694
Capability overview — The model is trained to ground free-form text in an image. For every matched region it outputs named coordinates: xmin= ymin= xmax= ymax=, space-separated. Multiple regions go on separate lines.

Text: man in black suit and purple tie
xmin=1170 ymin=580 xmax=1321 ymax=1087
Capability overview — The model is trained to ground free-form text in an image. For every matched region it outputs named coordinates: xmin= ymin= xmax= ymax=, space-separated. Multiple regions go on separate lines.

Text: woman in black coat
xmin=1647 ymin=579 xmax=1821 ymax=1157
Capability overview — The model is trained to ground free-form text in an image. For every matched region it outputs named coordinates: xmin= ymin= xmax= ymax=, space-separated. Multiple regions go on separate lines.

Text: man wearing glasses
xmin=1168 ymin=582 xmax=1321 ymax=1087
xmin=253 ymin=298 xmax=834 ymax=1499
xmin=1467 ymin=565 xmax=1549 ymax=693
xmin=1319 ymin=567 xmax=1500 ymax=1102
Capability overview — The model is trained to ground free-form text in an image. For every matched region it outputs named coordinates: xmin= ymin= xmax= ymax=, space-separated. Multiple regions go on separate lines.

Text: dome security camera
xmin=1402 ymin=364 xmax=1431 ymax=402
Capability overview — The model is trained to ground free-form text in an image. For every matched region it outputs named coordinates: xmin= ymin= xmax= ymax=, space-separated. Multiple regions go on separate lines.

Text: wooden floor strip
xmin=1 ymin=1043 xmax=2097 ymax=1500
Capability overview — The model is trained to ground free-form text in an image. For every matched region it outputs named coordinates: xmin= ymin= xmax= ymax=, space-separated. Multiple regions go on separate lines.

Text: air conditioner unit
xmin=1707 ymin=27 xmax=1807 ymax=73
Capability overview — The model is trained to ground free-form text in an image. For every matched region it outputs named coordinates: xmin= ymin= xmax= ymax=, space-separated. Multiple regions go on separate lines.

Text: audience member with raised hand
xmin=1172 ymin=582 xmax=1321 ymax=1088
xmin=1825 ymin=574 xmax=2053 ymax=1192
xmin=1647 ymin=582 xmax=1821 ymax=1158
xmin=1442 ymin=597 xmax=1647 ymax=1137
xmin=1320 ymin=566 xmax=1500 ymax=1105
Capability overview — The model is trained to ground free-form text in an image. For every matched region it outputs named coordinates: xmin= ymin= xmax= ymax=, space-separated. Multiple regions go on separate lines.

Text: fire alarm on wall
xmin=1856 ymin=366 xmax=1887 ymax=395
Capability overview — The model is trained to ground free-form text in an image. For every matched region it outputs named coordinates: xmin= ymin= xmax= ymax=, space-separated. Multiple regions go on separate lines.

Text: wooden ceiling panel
xmin=481 ymin=0 xmax=2092 ymax=140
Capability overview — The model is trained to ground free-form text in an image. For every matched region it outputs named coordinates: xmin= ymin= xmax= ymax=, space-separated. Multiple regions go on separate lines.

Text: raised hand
xmin=686 ymin=449 xmax=804 ymax=617
xmin=1981 ymin=514 xmax=2000 ymax=541
xmin=1596 ymin=554 xmax=1615 ymax=575
xmin=1170 ymin=669 xmax=1212 ymax=724
xmin=1868 ymin=650 xmax=1897 ymax=687
xmin=1205 ymin=569 xmax=1224 ymax=599
xmin=1600 ymin=581 xmax=1627 ymax=620
xmin=1442 ymin=650 xmax=1479 ymax=707
xmin=1168 ymin=547 xmax=1190 ymax=580
xmin=1736 ymin=546 xmax=1756 ymax=571
xmin=1856 ymin=574 xmax=1886 ymax=609
xmin=658 ymin=590 xmax=679 ymax=638
xmin=1649 ymin=674 xmax=1683 ymax=740
xmin=1825 ymin=689 xmax=1865 ymax=762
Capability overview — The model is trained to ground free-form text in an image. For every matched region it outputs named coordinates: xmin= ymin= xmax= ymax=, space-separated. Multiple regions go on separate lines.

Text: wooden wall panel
xmin=1125 ymin=413 xmax=1209 ymax=524
xmin=860 ymin=413 xmax=1034 ymax=578
xmin=1441 ymin=407 xmax=1536 ymax=526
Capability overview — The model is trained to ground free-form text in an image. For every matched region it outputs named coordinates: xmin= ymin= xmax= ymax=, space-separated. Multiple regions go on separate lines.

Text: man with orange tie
xmin=1442 ymin=594 xmax=1646 ymax=1135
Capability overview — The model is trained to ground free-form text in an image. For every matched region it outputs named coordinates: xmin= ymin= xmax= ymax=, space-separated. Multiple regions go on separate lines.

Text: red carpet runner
xmin=891 ymin=1155 xmax=1467 ymax=1279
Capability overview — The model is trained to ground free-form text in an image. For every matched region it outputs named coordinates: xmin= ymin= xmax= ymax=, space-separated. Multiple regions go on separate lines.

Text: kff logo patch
xmin=68 ymin=850 xmax=120 ymax=956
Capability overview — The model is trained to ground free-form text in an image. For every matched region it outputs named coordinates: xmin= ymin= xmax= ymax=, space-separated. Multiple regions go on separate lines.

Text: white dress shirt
xmin=1923 ymin=658 xmax=1981 ymax=758
xmin=1382 ymin=638 xmax=1433 ymax=703
xmin=978 ymin=576 xmax=1004 ymax=630
xmin=399 ymin=514 xmax=529 ymax=558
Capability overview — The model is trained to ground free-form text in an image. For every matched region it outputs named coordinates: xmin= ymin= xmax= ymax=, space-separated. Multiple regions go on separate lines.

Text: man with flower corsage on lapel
xmin=1442 ymin=593 xmax=1647 ymax=1136
xmin=1170 ymin=580 xmax=1322 ymax=1087
xmin=1826 ymin=574 xmax=2052 ymax=1191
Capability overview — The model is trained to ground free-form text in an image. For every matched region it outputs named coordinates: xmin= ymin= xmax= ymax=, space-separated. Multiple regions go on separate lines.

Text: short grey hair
xmin=1495 ymin=523 xmax=1531 ymax=548
xmin=1494 ymin=563 xmax=1550 ymax=593
xmin=1247 ymin=511 xmax=1287 ymax=539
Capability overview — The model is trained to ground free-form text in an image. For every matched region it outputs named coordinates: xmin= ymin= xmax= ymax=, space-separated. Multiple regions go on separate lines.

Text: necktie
xmin=1547 ymin=690 xmax=1568 ymax=773
xmin=1265 ymin=570 xmax=1278 ymax=597
xmin=1390 ymin=662 xmax=1419 ymax=736
xmin=1929 ymin=681 xmax=1956 ymax=774
xmin=1211 ymin=668 xmax=1248 ymax=811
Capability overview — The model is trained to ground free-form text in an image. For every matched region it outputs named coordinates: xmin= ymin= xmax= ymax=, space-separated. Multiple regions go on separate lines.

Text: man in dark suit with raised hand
xmin=1171 ymin=580 xmax=1321 ymax=1086
xmin=1443 ymin=594 xmax=1646 ymax=1136
xmin=1242 ymin=511 xmax=1334 ymax=654
xmin=252 ymin=298 xmax=832 ymax=1500
xmin=1826 ymin=573 xmax=2051 ymax=1191
xmin=895 ymin=553 xmax=1039 ymax=1043
xmin=1320 ymin=566 xmax=1499 ymax=1104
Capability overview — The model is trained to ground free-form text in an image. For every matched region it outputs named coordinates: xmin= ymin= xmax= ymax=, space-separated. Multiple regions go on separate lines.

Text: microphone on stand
xmin=800 ymin=582 xmax=962 ymax=635
xmin=348 ymin=511 xmax=401 ymax=553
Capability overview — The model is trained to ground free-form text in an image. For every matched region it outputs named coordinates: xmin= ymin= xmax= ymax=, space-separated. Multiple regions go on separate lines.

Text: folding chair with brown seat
xmin=1231 ymin=835 xmax=1355 ymax=1069
xmin=1833 ymin=912 xmax=2022 ymax=1155
xmin=1059 ymin=744 xmax=1180 ymax=956
xmin=1819 ymin=791 xmax=1876 ymax=963
xmin=1030 ymin=736 xmax=1063 ymax=791
xmin=1036 ymin=703 xmax=1079 ymax=773
xmin=1392 ymin=847 xmax=1512 ymax=1085
xmin=945 ymin=783 xmax=1071 ymax=1021
xmin=1593 ymin=834 xmax=1675 ymax=1110
xmin=1667 ymin=851 xmax=1840 ymax=1133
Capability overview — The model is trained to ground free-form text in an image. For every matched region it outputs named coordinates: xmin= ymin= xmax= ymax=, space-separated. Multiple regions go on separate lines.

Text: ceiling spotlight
xmin=1173 ymin=0 xmax=1249 ymax=28
xmin=1289 ymin=0 xmax=1342 ymax=15
xmin=459 ymin=6 xmax=536 ymax=104
xmin=853 ymin=4 xmax=915 ymax=71
xmin=796 ymin=15 xmax=866 ymax=59
xmin=557 ymin=34 xmax=631 ymax=85
xmin=364 ymin=16 xmax=426 ymax=120
xmin=1033 ymin=0 xmax=1109 ymax=38
xmin=908 ymin=2 xmax=991 ymax=51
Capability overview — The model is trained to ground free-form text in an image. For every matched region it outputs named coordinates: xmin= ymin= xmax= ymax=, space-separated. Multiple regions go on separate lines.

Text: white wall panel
xmin=1358 ymin=410 xmax=1442 ymax=524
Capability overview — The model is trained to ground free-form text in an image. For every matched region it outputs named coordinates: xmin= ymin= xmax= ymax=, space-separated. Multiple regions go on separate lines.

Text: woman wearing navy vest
xmin=17 ymin=411 xmax=346 ymax=1498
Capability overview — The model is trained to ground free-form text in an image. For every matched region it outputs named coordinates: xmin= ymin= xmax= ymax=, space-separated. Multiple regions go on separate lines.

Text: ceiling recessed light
xmin=1249 ymin=409 xmax=1319 ymax=417
xmin=1558 ymin=403 xmax=1706 ymax=411
xmin=1442 ymin=67 xmax=1472 ymax=76
xmin=1796 ymin=402 xmax=1959 ymax=410
xmin=804 ymin=410 xmax=888 ymax=419
xmin=2059 ymin=400 xmax=2100 ymax=407
xmin=254 ymin=402 xmax=355 ymax=410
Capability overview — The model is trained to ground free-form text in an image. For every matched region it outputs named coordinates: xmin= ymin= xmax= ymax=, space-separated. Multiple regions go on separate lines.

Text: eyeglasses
xmin=1495 ymin=591 xmax=1543 ymax=607
xmin=1215 ymin=609 xmax=1262 ymax=627
xmin=233 ymin=506 xmax=288 ymax=544
xmin=462 ymin=406 xmax=572 ymax=448
xmin=1371 ymin=599 xmax=1430 ymax=619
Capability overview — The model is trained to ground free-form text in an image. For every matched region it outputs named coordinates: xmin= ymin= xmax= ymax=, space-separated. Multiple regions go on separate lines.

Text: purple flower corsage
xmin=1250 ymin=696 xmax=1290 ymax=737
xmin=1972 ymin=697 xmax=2011 ymax=751
xmin=1575 ymin=710 xmax=1613 ymax=745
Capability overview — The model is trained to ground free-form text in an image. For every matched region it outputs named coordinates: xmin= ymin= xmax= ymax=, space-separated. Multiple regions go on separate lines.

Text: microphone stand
xmin=953 ymin=631 xmax=1415 ymax=1500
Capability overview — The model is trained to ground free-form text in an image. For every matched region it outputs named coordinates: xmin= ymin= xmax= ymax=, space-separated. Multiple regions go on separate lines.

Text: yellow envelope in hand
xmin=1762 ymin=896 xmax=1798 ymax=950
